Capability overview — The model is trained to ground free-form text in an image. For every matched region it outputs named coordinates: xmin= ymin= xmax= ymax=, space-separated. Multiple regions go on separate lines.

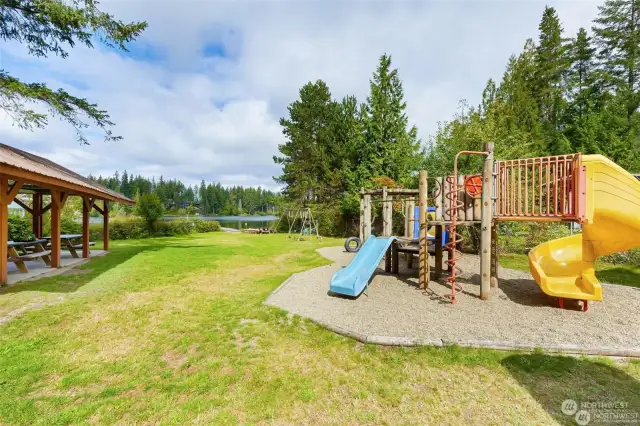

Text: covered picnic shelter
xmin=0 ymin=144 xmax=134 ymax=284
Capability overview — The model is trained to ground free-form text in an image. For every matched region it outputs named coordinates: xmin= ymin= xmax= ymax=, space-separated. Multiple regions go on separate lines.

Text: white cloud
xmin=0 ymin=0 xmax=600 ymax=190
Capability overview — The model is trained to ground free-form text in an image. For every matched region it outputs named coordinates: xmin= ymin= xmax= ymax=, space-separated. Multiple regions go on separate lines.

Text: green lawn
xmin=0 ymin=233 xmax=638 ymax=425
xmin=500 ymin=253 xmax=640 ymax=288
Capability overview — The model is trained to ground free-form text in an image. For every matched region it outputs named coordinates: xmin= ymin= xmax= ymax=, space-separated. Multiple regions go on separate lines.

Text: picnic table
xmin=7 ymin=239 xmax=51 ymax=273
xmin=43 ymin=234 xmax=94 ymax=258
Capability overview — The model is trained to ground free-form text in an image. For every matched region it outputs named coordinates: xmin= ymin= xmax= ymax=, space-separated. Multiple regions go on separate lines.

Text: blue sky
xmin=0 ymin=0 xmax=600 ymax=190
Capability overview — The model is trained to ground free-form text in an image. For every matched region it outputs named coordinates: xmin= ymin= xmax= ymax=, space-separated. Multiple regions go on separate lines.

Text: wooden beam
xmin=50 ymin=189 xmax=61 ymax=268
xmin=13 ymin=198 xmax=33 ymax=215
xmin=41 ymin=203 xmax=52 ymax=215
xmin=7 ymin=180 xmax=24 ymax=203
xmin=0 ymin=165 xmax=134 ymax=205
xmin=103 ymin=201 xmax=109 ymax=251
xmin=82 ymin=196 xmax=91 ymax=258
xmin=92 ymin=201 xmax=104 ymax=216
xmin=0 ymin=178 xmax=9 ymax=285
xmin=60 ymin=192 xmax=68 ymax=208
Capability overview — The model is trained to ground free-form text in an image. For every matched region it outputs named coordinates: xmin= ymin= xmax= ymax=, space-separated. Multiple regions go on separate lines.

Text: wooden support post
xmin=32 ymin=193 xmax=42 ymax=238
xmin=382 ymin=187 xmax=391 ymax=237
xmin=50 ymin=189 xmax=65 ymax=268
xmin=363 ymin=194 xmax=372 ymax=240
xmin=385 ymin=246 xmax=392 ymax=273
xmin=473 ymin=195 xmax=482 ymax=221
xmin=384 ymin=187 xmax=392 ymax=272
xmin=1 ymin=179 xmax=24 ymax=284
xmin=391 ymin=241 xmax=399 ymax=274
xmin=404 ymin=201 xmax=411 ymax=238
xmin=491 ymin=221 xmax=499 ymax=288
xmin=0 ymin=178 xmax=10 ymax=285
xmin=82 ymin=196 xmax=91 ymax=258
xmin=434 ymin=224 xmax=443 ymax=279
xmin=359 ymin=190 xmax=364 ymax=242
xmin=435 ymin=177 xmax=443 ymax=221
xmin=406 ymin=200 xmax=415 ymax=265
xmin=103 ymin=201 xmax=110 ymax=251
xmin=418 ymin=171 xmax=429 ymax=289
xmin=480 ymin=142 xmax=495 ymax=300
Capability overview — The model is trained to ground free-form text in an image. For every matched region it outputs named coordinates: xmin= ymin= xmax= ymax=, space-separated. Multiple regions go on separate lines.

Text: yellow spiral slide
xmin=528 ymin=155 xmax=640 ymax=303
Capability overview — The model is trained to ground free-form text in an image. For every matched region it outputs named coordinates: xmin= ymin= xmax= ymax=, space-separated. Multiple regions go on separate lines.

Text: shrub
xmin=135 ymin=194 xmax=164 ymax=229
xmin=109 ymin=217 xmax=149 ymax=240
xmin=8 ymin=215 xmax=33 ymax=241
xmin=61 ymin=216 xmax=82 ymax=234
xmin=601 ymin=248 xmax=640 ymax=265
xmin=193 ymin=219 xmax=221 ymax=233
xmin=88 ymin=217 xmax=221 ymax=241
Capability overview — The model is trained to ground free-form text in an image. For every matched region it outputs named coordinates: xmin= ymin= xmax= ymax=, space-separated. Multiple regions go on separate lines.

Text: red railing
xmin=495 ymin=154 xmax=585 ymax=222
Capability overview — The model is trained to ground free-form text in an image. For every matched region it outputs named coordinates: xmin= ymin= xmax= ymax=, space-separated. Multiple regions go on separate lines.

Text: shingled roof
xmin=0 ymin=143 xmax=134 ymax=205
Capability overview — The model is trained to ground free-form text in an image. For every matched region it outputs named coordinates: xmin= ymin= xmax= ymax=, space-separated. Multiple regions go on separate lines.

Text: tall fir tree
xmin=534 ymin=6 xmax=572 ymax=154
xmin=275 ymin=80 xmax=336 ymax=202
xmin=564 ymin=28 xmax=600 ymax=153
xmin=361 ymin=54 xmax=423 ymax=186
xmin=593 ymin=0 xmax=640 ymax=119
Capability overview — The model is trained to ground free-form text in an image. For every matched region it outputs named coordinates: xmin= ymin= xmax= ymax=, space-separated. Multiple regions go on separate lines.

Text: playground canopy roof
xmin=0 ymin=143 xmax=133 ymax=204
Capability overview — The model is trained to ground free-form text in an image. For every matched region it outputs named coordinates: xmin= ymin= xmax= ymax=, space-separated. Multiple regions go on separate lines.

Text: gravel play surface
xmin=265 ymin=246 xmax=640 ymax=353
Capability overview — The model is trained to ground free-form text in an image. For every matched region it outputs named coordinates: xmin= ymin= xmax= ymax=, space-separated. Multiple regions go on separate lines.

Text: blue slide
xmin=329 ymin=236 xmax=396 ymax=297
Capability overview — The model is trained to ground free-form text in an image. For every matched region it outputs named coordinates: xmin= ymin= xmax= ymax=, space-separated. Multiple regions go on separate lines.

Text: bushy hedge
xmin=8 ymin=215 xmax=32 ymax=241
xmin=88 ymin=217 xmax=221 ymax=241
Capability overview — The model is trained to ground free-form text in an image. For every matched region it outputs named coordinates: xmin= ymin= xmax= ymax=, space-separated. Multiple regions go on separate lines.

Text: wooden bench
xmin=71 ymin=242 xmax=96 ymax=249
xmin=8 ymin=250 xmax=52 ymax=273
xmin=44 ymin=241 xmax=95 ymax=258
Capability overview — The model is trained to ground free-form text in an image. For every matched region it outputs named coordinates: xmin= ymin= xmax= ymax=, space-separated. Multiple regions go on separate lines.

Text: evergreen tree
xmin=534 ymin=6 xmax=572 ymax=153
xmin=593 ymin=0 xmax=640 ymax=118
xmin=361 ymin=54 xmax=423 ymax=186
xmin=275 ymin=80 xmax=336 ymax=202
xmin=0 ymin=0 xmax=147 ymax=144
xmin=564 ymin=28 xmax=600 ymax=153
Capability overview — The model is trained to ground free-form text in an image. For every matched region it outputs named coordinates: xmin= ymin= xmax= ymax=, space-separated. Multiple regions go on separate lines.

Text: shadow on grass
xmin=0 ymin=237 xmax=243 ymax=296
xmin=502 ymin=353 xmax=640 ymax=425
xmin=0 ymin=244 xmax=160 ymax=295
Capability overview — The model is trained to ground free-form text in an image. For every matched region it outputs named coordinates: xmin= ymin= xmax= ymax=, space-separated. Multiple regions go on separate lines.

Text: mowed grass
xmin=500 ymin=253 xmax=640 ymax=288
xmin=0 ymin=233 xmax=638 ymax=425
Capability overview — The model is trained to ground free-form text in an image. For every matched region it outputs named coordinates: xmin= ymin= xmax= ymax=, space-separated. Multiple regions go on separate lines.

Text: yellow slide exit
xmin=528 ymin=155 xmax=640 ymax=302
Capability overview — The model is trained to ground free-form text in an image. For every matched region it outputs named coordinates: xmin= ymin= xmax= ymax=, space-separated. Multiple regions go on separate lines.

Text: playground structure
xmin=331 ymin=142 xmax=640 ymax=311
xmin=275 ymin=207 xmax=321 ymax=240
